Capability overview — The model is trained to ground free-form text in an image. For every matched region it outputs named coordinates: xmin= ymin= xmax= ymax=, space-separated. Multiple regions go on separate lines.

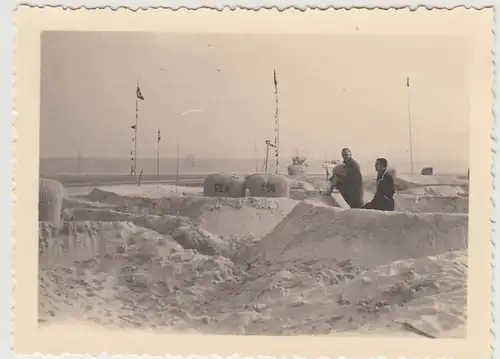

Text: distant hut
xmin=421 ymin=167 xmax=433 ymax=176
xmin=287 ymin=154 xmax=308 ymax=178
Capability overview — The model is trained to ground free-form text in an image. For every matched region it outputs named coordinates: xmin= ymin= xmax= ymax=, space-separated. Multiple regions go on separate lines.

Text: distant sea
xmin=40 ymin=157 xmax=469 ymax=177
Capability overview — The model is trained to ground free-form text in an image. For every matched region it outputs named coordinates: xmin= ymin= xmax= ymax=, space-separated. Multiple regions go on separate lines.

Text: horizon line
xmin=39 ymin=156 xmax=468 ymax=164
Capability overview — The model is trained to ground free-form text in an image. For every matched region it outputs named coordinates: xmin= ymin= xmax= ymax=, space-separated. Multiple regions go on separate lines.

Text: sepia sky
xmin=40 ymin=31 xmax=470 ymax=165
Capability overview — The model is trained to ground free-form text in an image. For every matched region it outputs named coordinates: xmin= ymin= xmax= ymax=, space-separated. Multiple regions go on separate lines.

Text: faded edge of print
xmin=13 ymin=5 xmax=494 ymax=359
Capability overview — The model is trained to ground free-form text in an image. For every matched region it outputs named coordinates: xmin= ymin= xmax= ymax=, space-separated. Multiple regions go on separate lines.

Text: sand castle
xmin=39 ymin=184 xmax=469 ymax=336
xmin=203 ymin=173 xmax=246 ymax=198
xmin=246 ymin=173 xmax=290 ymax=198
xmin=203 ymin=172 xmax=291 ymax=198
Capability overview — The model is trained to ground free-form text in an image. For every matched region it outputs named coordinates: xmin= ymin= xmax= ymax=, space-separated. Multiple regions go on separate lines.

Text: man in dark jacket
xmin=333 ymin=148 xmax=364 ymax=208
xmin=363 ymin=157 xmax=396 ymax=211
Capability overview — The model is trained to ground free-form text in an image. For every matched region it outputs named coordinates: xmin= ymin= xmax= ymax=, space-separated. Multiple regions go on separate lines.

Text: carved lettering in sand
xmin=260 ymin=183 xmax=276 ymax=193
xmin=214 ymin=184 xmax=230 ymax=193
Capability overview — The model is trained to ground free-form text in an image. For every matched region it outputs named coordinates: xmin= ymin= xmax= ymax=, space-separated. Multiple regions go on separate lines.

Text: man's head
xmin=341 ymin=148 xmax=352 ymax=162
xmin=375 ymin=158 xmax=388 ymax=173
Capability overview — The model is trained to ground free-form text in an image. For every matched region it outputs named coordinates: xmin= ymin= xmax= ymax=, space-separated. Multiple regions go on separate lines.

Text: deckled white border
xmin=5 ymin=1 xmax=498 ymax=359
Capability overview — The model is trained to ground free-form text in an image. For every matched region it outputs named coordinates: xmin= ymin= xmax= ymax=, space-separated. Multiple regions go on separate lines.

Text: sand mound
xmin=243 ymin=202 xmax=468 ymax=268
xmin=395 ymin=175 xmax=468 ymax=190
xmin=62 ymin=197 xmax=117 ymax=211
xmin=62 ymin=208 xmax=134 ymax=222
xmin=198 ymin=249 xmax=466 ymax=336
xmin=39 ymin=221 xmax=181 ymax=269
xmin=246 ymin=174 xmax=291 ymax=198
xmin=39 ymin=235 xmax=246 ymax=329
xmin=80 ymin=192 xmax=299 ymax=240
xmin=39 ymin=217 xmax=467 ymax=337
xmin=57 ymin=194 xmax=300 ymax=252
xmin=39 ymin=216 xmax=241 ymax=270
xmin=349 ymin=249 xmax=467 ymax=338
xmin=203 ymin=173 xmax=246 ymax=198
xmin=85 ymin=188 xmax=126 ymax=204
xmin=40 ymin=184 xmax=468 ymax=337
xmin=66 ymin=184 xmax=203 ymax=198
xmin=194 ymin=197 xmax=298 ymax=240
xmin=171 ymin=226 xmax=232 ymax=257
xmin=399 ymin=185 xmax=467 ymax=197
xmin=395 ymin=195 xmax=468 ymax=213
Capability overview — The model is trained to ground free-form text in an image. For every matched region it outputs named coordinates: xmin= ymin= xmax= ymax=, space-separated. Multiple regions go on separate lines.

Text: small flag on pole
xmin=136 ymin=85 xmax=145 ymax=100
xmin=406 ymin=77 xmax=410 ymax=88
xmin=273 ymin=69 xmax=278 ymax=93
xmin=157 ymin=128 xmax=161 ymax=142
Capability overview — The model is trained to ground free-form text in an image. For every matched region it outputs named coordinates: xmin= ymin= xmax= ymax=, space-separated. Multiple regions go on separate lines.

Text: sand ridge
xmin=242 ymin=202 xmax=468 ymax=268
xmin=39 ymin=183 xmax=468 ymax=337
xmin=76 ymin=189 xmax=299 ymax=240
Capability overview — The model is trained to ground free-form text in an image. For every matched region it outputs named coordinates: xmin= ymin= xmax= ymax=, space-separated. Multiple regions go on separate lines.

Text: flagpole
xmin=273 ymin=69 xmax=280 ymax=174
xmin=134 ymin=97 xmax=138 ymax=179
xmin=406 ymin=77 xmax=414 ymax=176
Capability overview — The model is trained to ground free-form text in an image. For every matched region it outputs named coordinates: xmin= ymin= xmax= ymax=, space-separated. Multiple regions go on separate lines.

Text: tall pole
xmin=156 ymin=128 xmax=160 ymax=178
xmin=406 ymin=76 xmax=414 ymax=176
xmin=134 ymin=97 xmax=139 ymax=178
xmin=133 ymin=76 xmax=146 ymax=182
xmin=273 ymin=69 xmax=280 ymax=174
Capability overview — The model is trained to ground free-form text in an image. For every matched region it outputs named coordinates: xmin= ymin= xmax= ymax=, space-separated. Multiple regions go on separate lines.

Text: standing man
xmin=363 ymin=158 xmax=396 ymax=211
xmin=329 ymin=148 xmax=363 ymax=208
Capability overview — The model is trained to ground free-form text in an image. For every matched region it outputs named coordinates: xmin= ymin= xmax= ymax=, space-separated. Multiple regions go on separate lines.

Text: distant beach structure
xmin=421 ymin=167 xmax=434 ymax=175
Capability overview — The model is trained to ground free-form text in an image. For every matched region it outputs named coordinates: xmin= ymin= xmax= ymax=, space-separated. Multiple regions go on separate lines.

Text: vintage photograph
xmin=13 ymin=6 xmax=493 ymax=356
xmin=38 ymin=29 xmax=471 ymax=338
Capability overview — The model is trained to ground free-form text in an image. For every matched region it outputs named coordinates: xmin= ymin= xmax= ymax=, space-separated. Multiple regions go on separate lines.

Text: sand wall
xmin=39 ymin=221 xmax=121 ymax=268
xmin=395 ymin=195 xmax=468 ymax=213
xmin=243 ymin=202 xmax=468 ymax=268
xmin=60 ymin=196 xmax=300 ymax=241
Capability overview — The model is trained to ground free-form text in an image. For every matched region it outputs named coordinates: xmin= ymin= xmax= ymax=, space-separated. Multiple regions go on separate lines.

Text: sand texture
xmin=39 ymin=180 xmax=468 ymax=338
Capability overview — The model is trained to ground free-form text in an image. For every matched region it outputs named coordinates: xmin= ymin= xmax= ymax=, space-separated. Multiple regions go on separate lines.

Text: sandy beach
xmin=39 ymin=174 xmax=468 ymax=338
